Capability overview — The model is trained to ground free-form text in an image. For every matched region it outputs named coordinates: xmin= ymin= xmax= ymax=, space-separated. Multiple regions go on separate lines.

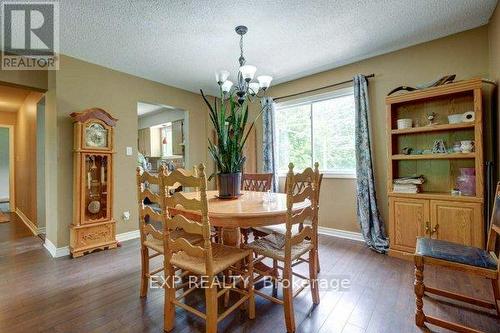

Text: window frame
xmin=274 ymin=87 xmax=357 ymax=179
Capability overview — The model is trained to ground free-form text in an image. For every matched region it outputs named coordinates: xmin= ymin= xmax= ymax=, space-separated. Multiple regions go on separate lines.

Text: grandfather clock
xmin=70 ymin=108 xmax=118 ymax=258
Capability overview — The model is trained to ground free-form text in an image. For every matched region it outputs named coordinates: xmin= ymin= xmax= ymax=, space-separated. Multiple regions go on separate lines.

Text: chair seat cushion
xmin=170 ymin=243 xmax=251 ymax=275
xmin=143 ymin=230 xmax=203 ymax=254
xmin=245 ymin=232 xmax=313 ymax=262
xmin=253 ymin=223 xmax=307 ymax=236
xmin=415 ymin=237 xmax=497 ymax=270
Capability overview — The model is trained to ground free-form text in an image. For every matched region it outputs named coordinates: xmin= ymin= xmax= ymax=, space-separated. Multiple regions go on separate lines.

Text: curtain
xmin=354 ymin=74 xmax=389 ymax=253
xmin=261 ymin=97 xmax=278 ymax=191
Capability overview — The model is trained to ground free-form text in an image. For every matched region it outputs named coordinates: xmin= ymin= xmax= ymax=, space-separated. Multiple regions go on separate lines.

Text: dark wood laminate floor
xmin=0 ymin=218 xmax=498 ymax=333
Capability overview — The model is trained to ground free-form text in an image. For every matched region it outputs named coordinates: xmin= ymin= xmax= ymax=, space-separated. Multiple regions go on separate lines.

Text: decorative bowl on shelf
xmin=396 ymin=118 xmax=412 ymax=129
xmin=447 ymin=114 xmax=463 ymax=124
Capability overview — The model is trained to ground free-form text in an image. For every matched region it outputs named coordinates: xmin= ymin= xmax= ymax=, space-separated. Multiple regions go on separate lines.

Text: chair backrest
xmin=486 ymin=182 xmax=500 ymax=263
xmin=284 ymin=169 xmax=323 ymax=230
xmin=285 ymin=172 xmax=323 ymax=204
xmin=283 ymin=162 xmax=320 ymax=259
xmin=241 ymin=173 xmax=273 ymax=192
xmin=161 ymin=164 xmax=215 ymax=274
xmin=136 ymin=168 xmax=164 ymax=244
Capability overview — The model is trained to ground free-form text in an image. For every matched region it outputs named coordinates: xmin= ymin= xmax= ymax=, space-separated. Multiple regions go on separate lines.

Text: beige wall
xmin=0 ymin=62 xmax=47 ymax=92
xmin=490 ymin=4 xmax=499 ymax=164
xmin=253 ymin=26 xmax=490 ymax=233
xmin=0 ymin=23 xmax=495 ymax=243
xmin=52 ymin=55 xmax=209 ymax=247
xmin=15 ymin=92 xmax=44 ymax=224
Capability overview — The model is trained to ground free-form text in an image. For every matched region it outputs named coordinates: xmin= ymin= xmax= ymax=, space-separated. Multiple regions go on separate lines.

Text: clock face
xmin=85 ymin=123 xmax=108 ymax=148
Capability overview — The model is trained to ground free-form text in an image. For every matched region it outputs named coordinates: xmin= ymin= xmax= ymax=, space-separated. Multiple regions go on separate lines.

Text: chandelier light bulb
xmin=239 ymin=65 xmax=257 ymax=82
xmin=257 ymin=75 xmax=273 ymax=90
xmin=221 ymin=80 xmax=233 ymax=93
xmin=215 ymin=70 xmax=230 ymax=85
xmin=248 ymin=82 xmax=260 ymax=96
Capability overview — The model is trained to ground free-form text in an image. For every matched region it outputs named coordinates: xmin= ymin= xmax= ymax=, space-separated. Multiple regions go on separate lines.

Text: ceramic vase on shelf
xmin=456 ymin=168 xmax=476 ymax=196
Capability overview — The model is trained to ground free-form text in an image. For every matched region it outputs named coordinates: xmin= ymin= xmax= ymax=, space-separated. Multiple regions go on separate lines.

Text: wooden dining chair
xmin=240 ymin=173 xmax=274 ymax=243
xmin=245 ymin=163 xmax=320 ymax=333
xmin=241 ymin=172 xmax=274 ymax=191
xmin=136 ymin=167 xmax=203 ymax=298
xmin=162 ymin=164 xmax=255 ymax=333
xmin=414 ymin=182 xmax=500 ymax=332
xmin=252 ymin=168 xmax=324 ymax=273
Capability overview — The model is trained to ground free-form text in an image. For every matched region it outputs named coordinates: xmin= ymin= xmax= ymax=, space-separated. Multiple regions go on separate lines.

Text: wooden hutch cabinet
xmin=386 ymin=78 xmax=495 ymax=259
xmin=70 ymin=108 xmax=118 ymax=258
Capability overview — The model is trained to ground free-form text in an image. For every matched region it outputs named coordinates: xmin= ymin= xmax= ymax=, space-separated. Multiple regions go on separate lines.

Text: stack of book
xmin=393 ymin=175 xmax=425 ymax=193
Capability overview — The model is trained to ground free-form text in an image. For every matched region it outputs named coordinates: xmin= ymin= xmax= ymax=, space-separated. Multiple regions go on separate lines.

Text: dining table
xmin=169 ymin=190 xmax=311 ymax=247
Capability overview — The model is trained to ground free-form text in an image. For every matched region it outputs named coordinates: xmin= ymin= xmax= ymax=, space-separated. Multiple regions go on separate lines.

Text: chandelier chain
xmin=239 ymin=34 xmax=244 ymax=60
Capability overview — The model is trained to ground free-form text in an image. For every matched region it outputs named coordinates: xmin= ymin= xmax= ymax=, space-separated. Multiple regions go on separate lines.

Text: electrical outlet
xmin=122 ymin=211 xmax=130 ymax=221
xmin=126 ymin=147 xmax=133 ymax=156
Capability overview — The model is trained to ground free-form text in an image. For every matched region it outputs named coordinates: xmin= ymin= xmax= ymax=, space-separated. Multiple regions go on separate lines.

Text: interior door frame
xmin=0 ymin=124 xmax=15 ymax=210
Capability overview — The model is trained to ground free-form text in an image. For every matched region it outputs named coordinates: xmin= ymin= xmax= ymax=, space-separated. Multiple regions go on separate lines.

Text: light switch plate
xmin=126 ymin=147 xmax=133 ymax=156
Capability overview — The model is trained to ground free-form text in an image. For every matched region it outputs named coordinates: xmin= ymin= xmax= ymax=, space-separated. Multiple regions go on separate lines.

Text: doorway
xmin=0 ymin=125 xmax=13 ymax=222
xmin=137 ymin=102 xmax=189 ymax=172
xmin=0 ymin=83 xmax=45 ymax=238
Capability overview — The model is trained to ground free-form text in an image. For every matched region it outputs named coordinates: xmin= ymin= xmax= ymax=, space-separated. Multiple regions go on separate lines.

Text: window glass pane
xmin=312 ymin=94 xmax=356 ymax=174
xmin=275 ymin=104 xmax=311 ymax=173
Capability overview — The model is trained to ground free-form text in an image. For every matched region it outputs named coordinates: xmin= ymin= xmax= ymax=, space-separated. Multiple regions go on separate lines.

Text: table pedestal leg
xmin=222 ymin=227 xmax=241 ymax=247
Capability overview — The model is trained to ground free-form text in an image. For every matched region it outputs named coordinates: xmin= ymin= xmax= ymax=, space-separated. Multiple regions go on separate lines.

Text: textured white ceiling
xmin=57 ymin=0 xmax=497 ymax=95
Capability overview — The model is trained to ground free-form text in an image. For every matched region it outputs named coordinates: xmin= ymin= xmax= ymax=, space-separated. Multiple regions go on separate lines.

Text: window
xmin=274 ymin=87 xmax=356 ymax=177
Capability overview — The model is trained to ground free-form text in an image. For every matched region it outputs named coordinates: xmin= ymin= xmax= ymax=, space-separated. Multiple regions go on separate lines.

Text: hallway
xmin=0 ymin=212 xmax=40 ymax=256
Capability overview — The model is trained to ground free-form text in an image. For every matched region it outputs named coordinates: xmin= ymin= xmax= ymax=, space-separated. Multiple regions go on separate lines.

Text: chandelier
xmin=215 ymin=25 xmax=273 ymax=104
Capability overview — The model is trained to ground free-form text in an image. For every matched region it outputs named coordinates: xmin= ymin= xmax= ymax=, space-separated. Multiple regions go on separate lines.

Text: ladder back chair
xmin=163 ymin=164 xmax=255 ymax=333
xmin=241 ymin=172 xmax=274 ymax=191
xmin=414 ymin=182 xmax=500 ymax=332
xmin=245 ymin=162 xmax=320 ymax=333
xmin=253 ymin=167 xmax=324 ymax=273
xmin=136 ymin=167 xmax=203 ymax=298
xmin=241 ymin=173 xmax=274 ymax=243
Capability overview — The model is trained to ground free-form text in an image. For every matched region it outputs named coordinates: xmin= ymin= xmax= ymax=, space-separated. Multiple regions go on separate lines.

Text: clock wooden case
xmin=70 ymin=108 xmax=118 ymax=258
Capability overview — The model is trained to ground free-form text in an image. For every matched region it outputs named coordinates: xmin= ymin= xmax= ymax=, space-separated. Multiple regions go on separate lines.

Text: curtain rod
xmin=273 ymin=73 xmax=375 ymax=102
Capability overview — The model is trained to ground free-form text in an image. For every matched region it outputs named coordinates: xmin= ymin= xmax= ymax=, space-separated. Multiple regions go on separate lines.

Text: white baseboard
xmin=15 ymin=208 xmax=39 ymax=236
xmin=44 ymin=238 xmax=70 ymax=258
xmin=116 ymin=229 xmax=140 ymax=242
xmin=43 ymin=229 xmax=141 ymax=258
xmin=41 ymin=227 xmax=360 ymax=258
xmin=318 ymin=226 xmax=364 ymax=242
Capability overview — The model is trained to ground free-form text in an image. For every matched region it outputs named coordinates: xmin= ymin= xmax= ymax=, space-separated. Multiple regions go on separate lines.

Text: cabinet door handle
xmin=431 ymin=224 xmax=439 ymax=235
xmin=425 ymin=222 xmax=431 ymax=235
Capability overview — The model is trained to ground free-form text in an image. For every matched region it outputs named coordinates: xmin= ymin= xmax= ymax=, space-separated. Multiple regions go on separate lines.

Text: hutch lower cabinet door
xmin=430 ymin=200 xmax=484 ymax=248
xmin=389 ymin=197 xmax=429 ymax=253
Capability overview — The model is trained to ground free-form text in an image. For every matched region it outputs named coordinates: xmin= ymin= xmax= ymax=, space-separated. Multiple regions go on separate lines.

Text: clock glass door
xmin=83 ymin=154 xmax=110 ymax=223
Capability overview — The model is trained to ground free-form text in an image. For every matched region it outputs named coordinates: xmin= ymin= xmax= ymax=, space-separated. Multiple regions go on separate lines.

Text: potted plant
xmin=201 ymin=89 xmax=261 ymax=198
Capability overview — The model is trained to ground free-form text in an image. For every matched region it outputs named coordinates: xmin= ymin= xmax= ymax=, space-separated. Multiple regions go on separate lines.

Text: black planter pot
xmin=217 ymin=172 xmax=242 ymax=198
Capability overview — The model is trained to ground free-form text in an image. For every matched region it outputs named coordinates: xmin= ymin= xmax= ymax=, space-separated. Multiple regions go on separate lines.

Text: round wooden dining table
xmin=169 ymin=190 xmax=311 ymax=247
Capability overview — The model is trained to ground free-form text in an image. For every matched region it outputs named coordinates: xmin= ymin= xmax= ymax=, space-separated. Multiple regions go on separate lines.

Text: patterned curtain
xmin=261 ymin=97 xmax=278 ymax=191
xmin=354 ymin=74 xmax=389 ymax=253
